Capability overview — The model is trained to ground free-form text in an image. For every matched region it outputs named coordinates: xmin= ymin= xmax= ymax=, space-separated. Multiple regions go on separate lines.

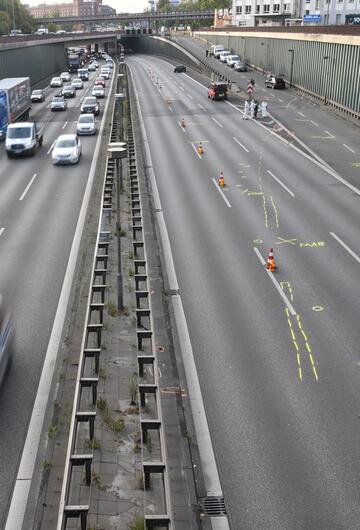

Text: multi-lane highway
xmin=0 ymin=62 xmax=110 ymax=526
xmin=129 ymin=54 xmax=360 ymax=529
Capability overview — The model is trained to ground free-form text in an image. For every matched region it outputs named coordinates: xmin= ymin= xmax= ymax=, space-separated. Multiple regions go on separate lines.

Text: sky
xmin=22 ymin=0 xmax=150 ymax=13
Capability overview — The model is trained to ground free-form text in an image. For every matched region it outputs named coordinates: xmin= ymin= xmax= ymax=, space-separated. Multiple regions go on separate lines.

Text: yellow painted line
xmin=262 ymin=194 xmax=269 ymax=228
xmin=270 ymin=195 xmax=279 ymax=228
xmin=305 ymin=343 xmax=312 ymax=353
xmin=298 ymin=367 xmax=303 ymax=380
xmin=309 ymin=354 xmax=315 ymax=366
xmin=300 ymin=329 xmax=308 ymax=341
xmin=293 ymin=340 xmax=299 ymax=352
xmin=312 ymin=366 xmax=319 ymax=381
xmin=297 ymin=353 xmax=301 ymax=366
xmin=287 ymin=318 xmax=292 ymax=327
xmin=290 ymin=329 xmax=296 ymax=342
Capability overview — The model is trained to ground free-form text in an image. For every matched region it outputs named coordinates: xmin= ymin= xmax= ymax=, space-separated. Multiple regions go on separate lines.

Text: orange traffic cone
xmin=197 ymin=142 xmax=203 ymax=155
xmin=218 ymin=171 xmax=225 ymax=188
xmin=266 ymin=248 xmax=277 ymax=271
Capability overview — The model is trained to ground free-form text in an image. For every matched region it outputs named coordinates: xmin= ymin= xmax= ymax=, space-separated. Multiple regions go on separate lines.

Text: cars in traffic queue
xmin=5 ymin=122 xmax=44 ymax=157
xmin=50 ymin=95 xmax=67 ymax=111
xmin=226 ymin=55 xmax=240 ymax=67
xmin=77 ymin=68 xmax=89 ymax=81
xmin=71 ymin=78 xmax=83 ymax=89
xmin=99 ymin=70 xmax=110 ymax=80
xmin=76 ymin=113 xmax=96 ymax=135
xmin=95 ymin=77 xmax=106 ymax=88
xmin=211 ymin=44 xmax=224 ymax=57
xmin=0 ymin=296 xmax=14 ymax=387
xmin=265 ymin=75 xmax=286 ymax=89
xmin=207 ymin=82 xmax=228 ymax=101
xmin=91 ymin=85 xmax=105 ymax=98
xmin=88 ymin=63 xmax=96 ymax=71
xmin=62 ymin=85 xmax=76 ymax=98
xmin=50 ymin=76 xmax=63 ymax=88
xmin=234 ymin=61 xmax=248 ymax=72
xmin=80 ymin=96 xmax=100 ymax=115
xmin=31 ymin=89 xmax=45 ymax=102
xmin=219 ymin=51 xmax=231 ymax=62
xmin=214 ymin=47 xmax=227 ymax=58
xmin=174 ymin=64 xmax=186 ymax=73
xmin=52 ymin=134 xmax=81 ymax=165
xmin=105 ymin=60 xmax=113 ymax=69
xmin=60 ymin=72 xmax=71 ymax=82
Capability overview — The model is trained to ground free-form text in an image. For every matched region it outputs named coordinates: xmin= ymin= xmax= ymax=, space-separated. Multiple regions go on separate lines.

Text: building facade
xmin=28 ymin=0 xmax=105 ymax=18
xmin=231 ymin=0 xmax=360 ymax=25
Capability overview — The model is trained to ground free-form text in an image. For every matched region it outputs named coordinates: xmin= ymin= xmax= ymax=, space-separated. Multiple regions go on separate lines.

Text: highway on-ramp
xmin=129 ymin=54 xmax=360 ymax=530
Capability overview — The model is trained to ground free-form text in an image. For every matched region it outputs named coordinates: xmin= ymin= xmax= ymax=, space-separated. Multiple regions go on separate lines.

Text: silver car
xmin=71 ymin=78 xmax=83 ymax=89
xmin=77 ymin=114 xmax=96 ymax=135
xmin=52 ymin=134 xmax=82 ymax=165
xmin=50 ymin=95 xmax=67 ymax=111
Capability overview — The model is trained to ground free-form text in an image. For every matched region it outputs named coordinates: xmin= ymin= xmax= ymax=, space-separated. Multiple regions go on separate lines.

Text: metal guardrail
xmin=126 ymin=72 xmax=173 ymax=529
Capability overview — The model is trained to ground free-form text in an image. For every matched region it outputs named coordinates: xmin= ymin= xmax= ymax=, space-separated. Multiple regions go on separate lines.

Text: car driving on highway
xmin=50 ymin=95 xmax=67 ymax=111
xmin=60 ymin=72 xmax=71 ymax=82
xmin=76 ymin=113 xmax=96 ymax=135
xmin=92 ymin=85 xmax=105 ymax=98
xmin=52 ymin=134 xmax=81 ymax=165
xmin=0 ymin=296 xmax=14 ymax=387
xmin=226 ymin=55 xmax=240 ymax=67
xmin=62 ymin=85 xmax=76 ymax=98
xmin=31 ymin=89 xmax=45 ymax=102
xmin=80 ymin=96 xmax=100 ymax=115
xmin=50 ymin=76 xmax=63 ymax=88
xmin=208 ymin=82 xmax=228 ymax=101
xmin=71 ymin=78 xmax=83 ymax=90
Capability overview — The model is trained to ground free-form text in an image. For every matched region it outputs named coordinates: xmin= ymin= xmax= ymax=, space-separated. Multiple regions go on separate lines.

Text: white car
xmin=77 ymin=114 xmax=96 ymax=135
xmin=60 ymin=72 xmax=71 ymax=82
xmin=99 ymin=70 xmax=109 ymax=80
xmin=92 ymin=85 xmax=105 ymax=98
xmin=52 ymin=134 xmax=81 ymax=165
xmin=219 ymin=51 xmax=231 ymax=62
xmin=50 ymin=76 xmax=63 ymax=87
xmin=71 ymin=78 xmax=83 ymax=89
xmin=226 ymin=55 xmax=240 ymax=67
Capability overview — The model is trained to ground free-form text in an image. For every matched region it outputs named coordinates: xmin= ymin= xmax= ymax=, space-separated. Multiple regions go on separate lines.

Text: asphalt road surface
xmin=129 ymin=54 xmax=360 ymax=530
xmin=0 ymin=65 xmax=109 ymax=527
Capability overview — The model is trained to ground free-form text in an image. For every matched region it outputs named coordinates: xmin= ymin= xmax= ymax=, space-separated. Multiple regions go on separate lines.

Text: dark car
xmin=265 ymin=75 xmax=286 ymax=89
xmin=174 ymin=65 xmax=186 ymax=73
xmin=62 ymin=85 xmax=76 ymax=98
xmin=80 ymin=96 xmax=100 ymax=115
xmin=207 ymin=82 xmax=228 ymax=101
xmin=234 ymin=61 xmax=248 ymax=72
xmin=31 ymin=89 xmax=45 ymax=102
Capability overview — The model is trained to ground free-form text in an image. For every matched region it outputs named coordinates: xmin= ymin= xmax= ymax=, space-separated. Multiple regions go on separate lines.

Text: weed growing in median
xmin=129 ymin=516 xmax=145 ymax=530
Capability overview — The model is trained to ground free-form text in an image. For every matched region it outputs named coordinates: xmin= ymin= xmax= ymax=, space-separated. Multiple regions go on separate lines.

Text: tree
xmin=0 ymin=10 xmax=10 ymax=35
xmin=47 ymin=22 xmax=58 ymax=33
xmin=156 ymin=0 xmax=172 ymax=12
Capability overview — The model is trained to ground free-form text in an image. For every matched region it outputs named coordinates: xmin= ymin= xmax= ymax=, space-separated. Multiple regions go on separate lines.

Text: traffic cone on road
xmin=266 ymin=248 xmax=277 ymax=271
xmin=197 ymin=142 xmax=203 ymax=155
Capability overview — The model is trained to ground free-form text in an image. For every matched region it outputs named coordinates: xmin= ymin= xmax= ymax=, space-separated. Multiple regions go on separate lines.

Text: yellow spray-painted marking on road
xmin=262 ymin=193 xmax=269 ymax=228
xmin=270 ymin=195 xmax=279 ymax=228
xmin=282 ymin=284 xmax=318 ymax=382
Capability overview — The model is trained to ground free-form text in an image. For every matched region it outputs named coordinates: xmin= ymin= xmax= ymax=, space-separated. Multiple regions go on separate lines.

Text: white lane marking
xmin=19 ymin=173 xmax=37 ymax=201
xmin=343 ymin=143 xmax=356 ymax=154
xmin=233 ymin=136 xmax=249 ymax=153
xmin=46 ymin=141 xmax=55 ymax=155
xmin=211 ymin=178 xmax=231 ymax=208
xmin=330 ymin=232 xmax=360 ymax=264
xmin=278 ymin=98 xmax=284 ymax=103
xmin=198 ymin=103 xmax=206 ymax=111
xmin=297 ymin=111 xmax=305 ymax=117
xmin=212 ymin=117 xmax=223 ymax=128
xmin=266 ymin=169 xmax=295 ymax=197
xmin=187 ymin=94 xmax=193 ymax=100
xmin=180 ymin=86 xmax=184 ymax=91
xmin=0 ymin=227 xmax=4 ymax=237
xmin=62 ymin=121 xmax=68 ymax=130
xmin=310 ymin=120 xmax=319 ymax=127
xmin=324 ymin=130 xmax=335 ymax=138
xmin=158 ymin=367 xmax=162 ymax=378
xmin=253 ymin=247 xmax=297 ymax=315
xmin=191 ymin=142 xmax=202 ymax=159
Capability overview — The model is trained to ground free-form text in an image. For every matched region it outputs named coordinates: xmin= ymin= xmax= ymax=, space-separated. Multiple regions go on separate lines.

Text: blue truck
xmin=0 ymin=77 xmax=31 ymax=141
xmin=67 ymin=54 xmax=81 ymax=72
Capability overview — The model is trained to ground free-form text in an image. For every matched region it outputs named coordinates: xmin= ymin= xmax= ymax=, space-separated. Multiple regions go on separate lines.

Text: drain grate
xmin=200 ymin=496 xmax=227 ymax=516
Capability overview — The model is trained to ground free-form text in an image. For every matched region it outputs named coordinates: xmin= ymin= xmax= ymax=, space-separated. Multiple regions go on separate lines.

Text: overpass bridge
xmin=34 ymin=9 xmax=214 ymax=26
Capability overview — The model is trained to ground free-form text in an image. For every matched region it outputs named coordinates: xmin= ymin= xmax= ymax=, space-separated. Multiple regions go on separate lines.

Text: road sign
xmin=247 ymin=83 xmax=253 ymax=95
xmin=303 ymin=14 xmax=321 ymax=22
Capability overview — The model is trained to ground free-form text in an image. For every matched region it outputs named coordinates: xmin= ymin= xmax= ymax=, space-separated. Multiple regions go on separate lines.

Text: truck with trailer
xmin=0 ymin=77 xmax=31 ymax=141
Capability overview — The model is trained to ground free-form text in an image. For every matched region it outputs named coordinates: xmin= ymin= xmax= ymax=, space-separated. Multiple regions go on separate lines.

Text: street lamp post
xmin=288 ymin=49 xmax=294 ymax=87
